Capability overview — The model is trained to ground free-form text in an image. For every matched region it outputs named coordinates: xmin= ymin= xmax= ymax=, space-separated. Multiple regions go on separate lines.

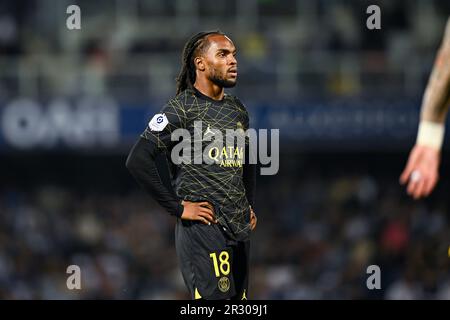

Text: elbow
xmin=126 ymin=137 xmax=157 ymax=175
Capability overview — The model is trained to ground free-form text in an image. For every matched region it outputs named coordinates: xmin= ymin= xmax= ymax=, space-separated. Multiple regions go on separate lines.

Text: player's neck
xmin=193 ymin=80 xmax=224 ymax=101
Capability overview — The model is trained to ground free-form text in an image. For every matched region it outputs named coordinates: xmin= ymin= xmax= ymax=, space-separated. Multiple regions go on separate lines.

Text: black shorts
xmin=175 ymin=219 xmax=250 ymax=300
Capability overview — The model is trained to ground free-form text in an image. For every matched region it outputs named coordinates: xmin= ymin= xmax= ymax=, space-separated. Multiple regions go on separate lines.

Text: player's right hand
xmin=399 ymin=144 xmax=441 ymax=199
xmin=181 ymin=200 xmax=218 ymax=225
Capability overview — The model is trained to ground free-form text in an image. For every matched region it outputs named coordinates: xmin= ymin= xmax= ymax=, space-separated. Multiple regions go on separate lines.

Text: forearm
xmin=421 ymin=18 xmax=450 ymax=123
xmin=126 ymin=137 xmax=184 ymax=217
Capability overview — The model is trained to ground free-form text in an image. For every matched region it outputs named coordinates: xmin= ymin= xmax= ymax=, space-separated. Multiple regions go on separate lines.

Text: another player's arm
xmin=420 ymin=18 xmax=450 ymax=125
xmin=400 ymin=18 xmax=450 ymax=199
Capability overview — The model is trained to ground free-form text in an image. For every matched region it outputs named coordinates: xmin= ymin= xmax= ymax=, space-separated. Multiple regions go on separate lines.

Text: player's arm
xmin=126 ymin=100 xmax=216 ymax=224
xmin=243 ymin=134 xmax=256 ymax=209
xmin=243 ymin=161 xmax=257 ymax=230
xmin=126 ymin=137 xmax=184 ymax=216
xmin=243 ymin=163 xmax=256 ymax=208
xmin=400 ymin=18 xmax=450 ymax=199
xmin=126 ymin=138 xmax=216 ymax=224
xmin=242 ymin=107 xmax=257 ymax=230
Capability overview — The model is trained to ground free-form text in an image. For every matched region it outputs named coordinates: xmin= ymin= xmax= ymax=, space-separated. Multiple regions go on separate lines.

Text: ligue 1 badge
xmin=149 ymin=113 xmax=169 ymax=132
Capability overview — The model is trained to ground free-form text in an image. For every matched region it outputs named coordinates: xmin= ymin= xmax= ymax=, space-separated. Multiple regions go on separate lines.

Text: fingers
xmin=197 ymin=203 xmax=217 ymax=224
xmin=400 ymin=167 xmax=412 ymax=185
xmin=400 ymin=149 xmax=419 ymax=184
xmin=401 ymin=145 xmax=440 ymax=199
xmin=400 ymin=157 xmax=416 ymax=185
xmin=417 ymin=172 xmax=439 ymax=198
xmin=405 ymin=165 xmax=439 ymax=199
xmin=407 ymin=173 xmax=437 ymax=199
xmin=199 ymin=205 xmax=215 ymax=218
xmin=191 ymin=211 xmax=214 ymax=225
xmin=197 ymin=216 xmax=210 ymax=225
xmin=406 ymin=172 xmax=419 ymax=195
xmin=407 ymin=169 xmax=425 ymax=198
xmin=250 ymin=215 xmax=257 ymax=230
xmin=181 ymin=200 xmax=218 ymax=224
xmin=250 ymin=208 xmax=257 ymax=230
xmin=199 ymin=205 xmax=214 ymax=215
xmin=411 ymin=178 xmax=426 ymax=199
xmin=199 ymin=201 xmax=214 ymax=210
xmin=198 ymin=209 xmax=216 ymax=224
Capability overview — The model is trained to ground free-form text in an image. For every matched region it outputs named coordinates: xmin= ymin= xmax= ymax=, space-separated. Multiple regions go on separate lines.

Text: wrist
xmin=176 ymin=201 xmax=185 ymax=218
xmin=416 ymin=120 xmax=445 ymax=150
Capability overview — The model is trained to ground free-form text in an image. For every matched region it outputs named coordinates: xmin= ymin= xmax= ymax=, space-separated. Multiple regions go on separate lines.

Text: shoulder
xmin=170 ymin=89 xmax=201 ymax=112
xmin=160 ymin=90 xmax=196 ymax=115
xmin=225 ymin=94 xmax=249 ymax=114
xmin=225 ymin=94 xmax=250 ymax=128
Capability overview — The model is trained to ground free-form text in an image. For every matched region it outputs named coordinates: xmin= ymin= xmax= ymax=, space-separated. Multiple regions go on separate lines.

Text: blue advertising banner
xmin=0 ymin=96 xmax=447 ymax=152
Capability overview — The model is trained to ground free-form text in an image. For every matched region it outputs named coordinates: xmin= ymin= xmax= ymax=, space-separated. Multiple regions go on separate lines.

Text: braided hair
xmin=176 ymin=30 xmax=224 ymax=95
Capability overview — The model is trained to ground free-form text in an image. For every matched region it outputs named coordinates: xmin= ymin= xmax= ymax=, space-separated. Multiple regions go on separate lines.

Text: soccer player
xmin=400 ymin=18 xmax=450 ymax=199
xmin=126 ymin=31 xmax=257 ymax=300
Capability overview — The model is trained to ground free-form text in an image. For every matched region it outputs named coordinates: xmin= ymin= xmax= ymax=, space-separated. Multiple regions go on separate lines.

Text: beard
xmin=208 ymin=69 xmax=237 ymax=88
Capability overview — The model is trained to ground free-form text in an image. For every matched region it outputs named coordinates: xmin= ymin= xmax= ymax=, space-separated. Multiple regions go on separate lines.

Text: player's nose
xmin=229 ymin=55 xmax=237 ymax=66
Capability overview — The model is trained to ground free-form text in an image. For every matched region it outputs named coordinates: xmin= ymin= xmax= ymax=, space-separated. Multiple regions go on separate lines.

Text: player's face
xmin=202 ymin=35 xmax=238 ymax=88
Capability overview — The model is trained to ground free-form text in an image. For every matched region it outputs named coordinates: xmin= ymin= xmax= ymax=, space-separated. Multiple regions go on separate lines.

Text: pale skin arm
xmin=421 ymin=18 xmax=450 ymax=124
xmin=400 ymin=18 xmax=450 ymax=199
xmin=250 ymin=206 xmax=257 ymax=231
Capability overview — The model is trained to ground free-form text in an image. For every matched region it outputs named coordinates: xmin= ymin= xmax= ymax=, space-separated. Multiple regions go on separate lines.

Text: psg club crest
xmin=218 ymin=276 xmax=230 ymax=293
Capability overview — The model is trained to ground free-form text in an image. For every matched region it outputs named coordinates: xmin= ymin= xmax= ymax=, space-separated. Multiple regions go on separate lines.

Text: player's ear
xmin=194 ymin=56 xmax=206 ymax=72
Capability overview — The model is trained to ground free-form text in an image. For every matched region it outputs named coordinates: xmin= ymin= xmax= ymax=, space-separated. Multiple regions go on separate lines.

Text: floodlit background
xmin=0 ymin=0 xmax=449 ymax=299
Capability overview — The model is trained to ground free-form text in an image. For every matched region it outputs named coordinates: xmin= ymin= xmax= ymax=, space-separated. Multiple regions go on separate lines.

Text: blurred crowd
xmin=0 ymin=154 xmax=448 ymax=300
xmin=0 ymin=0 xmax=449 ymax=101
xmin=0 ymin=0 xmax=449 ymax=301
xmin=251 ymin=161 xmax=450 ymax=299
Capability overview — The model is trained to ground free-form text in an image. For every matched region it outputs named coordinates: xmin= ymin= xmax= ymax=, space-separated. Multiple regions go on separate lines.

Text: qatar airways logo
xmin=169 ymin=121 xmax=279 ymax=175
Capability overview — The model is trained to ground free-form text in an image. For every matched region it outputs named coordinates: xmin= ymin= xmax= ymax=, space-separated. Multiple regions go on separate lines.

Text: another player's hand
xmin=250 ymin=206 xmax=257 ymax=231
xmin=400 ymin=144 xmax=441 ymax=199
xmin=181 ymin=200 xmax=217 ymax=225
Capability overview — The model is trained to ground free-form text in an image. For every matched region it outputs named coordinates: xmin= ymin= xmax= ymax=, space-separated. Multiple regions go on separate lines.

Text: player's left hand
xmin=250 ymin=206 xmax=257 ymax=231
xmin=399 ymin=144 xmax=441 ymax=199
